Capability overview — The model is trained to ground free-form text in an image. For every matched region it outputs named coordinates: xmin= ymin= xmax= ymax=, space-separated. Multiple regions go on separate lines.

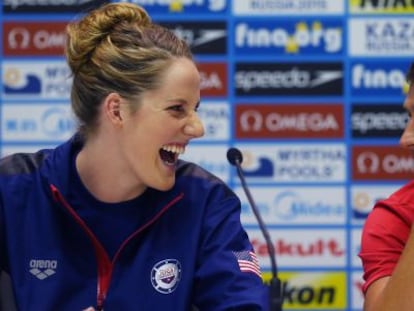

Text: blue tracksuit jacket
xmin=0 ymin=135 xmax=268 ymax=310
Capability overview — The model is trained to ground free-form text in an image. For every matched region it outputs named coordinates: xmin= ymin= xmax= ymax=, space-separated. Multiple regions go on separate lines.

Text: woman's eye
xmin=169 ymin=105 xmax=184 ymax=112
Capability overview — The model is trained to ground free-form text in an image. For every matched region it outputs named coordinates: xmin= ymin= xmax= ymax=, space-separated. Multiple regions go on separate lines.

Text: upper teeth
xmin=161 ymin=145 xmax=185 ymax=154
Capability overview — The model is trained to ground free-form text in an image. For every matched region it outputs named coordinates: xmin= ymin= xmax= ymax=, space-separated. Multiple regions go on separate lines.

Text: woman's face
xmin=118 ymin=57 xmax=205 ymax=191
xmin=400 ymin=83 xmax=414 ymax=154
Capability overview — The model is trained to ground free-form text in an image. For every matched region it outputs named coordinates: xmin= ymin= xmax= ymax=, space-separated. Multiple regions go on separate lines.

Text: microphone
xmin=227 ymin=147 xmax=283 ymax=311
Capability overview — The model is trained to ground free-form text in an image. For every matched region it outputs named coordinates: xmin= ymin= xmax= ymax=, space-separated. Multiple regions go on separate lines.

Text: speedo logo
xmin=4 ymin=0 xmax=95 ymax=8
xmin=235 ymin=62 xmax=343 ymax=96
xmin=29 ymin=259 xmax=57 ymax=280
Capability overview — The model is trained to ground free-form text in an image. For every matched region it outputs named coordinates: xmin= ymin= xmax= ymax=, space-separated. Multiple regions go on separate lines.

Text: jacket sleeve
xmin=192 ymin=184 xmax=269 ymax=311
xmin=0 ymin=193 xmax=4 ymax=272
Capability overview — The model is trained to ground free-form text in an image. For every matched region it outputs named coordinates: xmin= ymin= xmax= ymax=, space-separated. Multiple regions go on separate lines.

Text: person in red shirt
xmin=359 ymin=62 xmax=414 ymax=311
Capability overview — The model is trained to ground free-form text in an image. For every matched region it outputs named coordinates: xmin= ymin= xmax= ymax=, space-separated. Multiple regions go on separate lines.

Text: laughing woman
xmin=0 ymin=2 xmax=268 ymax=311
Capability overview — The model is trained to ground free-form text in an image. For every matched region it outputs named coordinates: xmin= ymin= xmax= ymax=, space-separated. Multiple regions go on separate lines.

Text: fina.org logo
xmin=29 ymin=259 xmax=57 ymax=280
xmin=235 ymin=20 xmax=342 ymax=54
xmin=141 ymin=0 xmax=225 ymax=11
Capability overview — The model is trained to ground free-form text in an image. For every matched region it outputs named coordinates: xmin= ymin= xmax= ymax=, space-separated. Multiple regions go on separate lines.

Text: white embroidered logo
xmin=29 ymin=259 xmax=57 ymax=280
xmin=151 ymin=259 xmax=181 ymax=294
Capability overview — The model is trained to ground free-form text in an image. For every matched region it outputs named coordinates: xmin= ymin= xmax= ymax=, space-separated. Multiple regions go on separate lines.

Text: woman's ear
xmin=104 ymin=92 xmax=124 ymax=126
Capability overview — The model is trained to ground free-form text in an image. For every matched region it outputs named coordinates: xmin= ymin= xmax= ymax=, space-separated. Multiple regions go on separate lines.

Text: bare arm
xmin=364 ymin=224 xmax=414 ymax=311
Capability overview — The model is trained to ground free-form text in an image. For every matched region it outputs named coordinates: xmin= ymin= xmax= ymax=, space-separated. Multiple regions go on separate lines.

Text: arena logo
xmin=235 ymin=104 xmax=343 ymax=139
xmin=351 ymin=104 xmax=408 ymax=138
xmin=235 ymin=20 xmax=342 ymax=54
xmin=235 ymin=62 xmax=343 ymax=96
xmin=352 ymin=145 xmax=414 ymax=180
xmin=197 ymin=63 xmax=227 ymax=97
xmin=4 ymin=22 xmax=66 ymax=56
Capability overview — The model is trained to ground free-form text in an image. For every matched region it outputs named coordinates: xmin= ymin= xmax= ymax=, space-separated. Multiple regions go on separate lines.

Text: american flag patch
xmin=232 ymin=250 xmax=261 ymax=277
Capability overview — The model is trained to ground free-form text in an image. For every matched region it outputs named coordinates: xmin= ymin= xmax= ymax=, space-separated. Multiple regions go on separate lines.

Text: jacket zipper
xmin=51 ymin=185 xmax=112 ymax=310
xmin=50 ymin=184 xmax=184 ymax=309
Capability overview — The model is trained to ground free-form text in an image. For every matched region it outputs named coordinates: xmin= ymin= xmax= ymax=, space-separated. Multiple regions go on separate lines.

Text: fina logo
xmin=133 ymin=0 xmax=226 ymax=12
xmin=151 ymin=259 xmax=181 ymax=294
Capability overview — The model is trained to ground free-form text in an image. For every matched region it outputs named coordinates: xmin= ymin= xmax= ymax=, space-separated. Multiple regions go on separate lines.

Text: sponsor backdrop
xmin=1 ymin=0 xmax=413 ymax=310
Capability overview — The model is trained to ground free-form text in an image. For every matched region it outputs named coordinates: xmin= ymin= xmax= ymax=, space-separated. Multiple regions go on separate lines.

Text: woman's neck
xmin=75 ymin=140 xmax=146 ymax=203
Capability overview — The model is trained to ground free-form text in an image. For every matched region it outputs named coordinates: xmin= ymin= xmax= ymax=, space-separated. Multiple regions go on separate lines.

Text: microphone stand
xmin=228 ymin=148 xmax=283 ymax=311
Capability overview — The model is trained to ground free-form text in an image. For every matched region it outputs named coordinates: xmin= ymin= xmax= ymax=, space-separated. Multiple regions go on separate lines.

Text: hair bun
xmin=65 ymin=3 xmax=152 ymax=74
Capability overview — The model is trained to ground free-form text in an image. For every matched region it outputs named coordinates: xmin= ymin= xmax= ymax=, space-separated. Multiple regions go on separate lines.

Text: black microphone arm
xmin=226 ymin=147 xmax=283 ymax=311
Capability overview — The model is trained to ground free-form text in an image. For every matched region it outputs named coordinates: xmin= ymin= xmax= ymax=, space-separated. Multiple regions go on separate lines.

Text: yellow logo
xmin=350 ymin=0 xmax=414 ymax=14
xmin=263 ymin=271 xmax=347 ymax=309
xmin=170 ymin=0 xmax=184 ymax=12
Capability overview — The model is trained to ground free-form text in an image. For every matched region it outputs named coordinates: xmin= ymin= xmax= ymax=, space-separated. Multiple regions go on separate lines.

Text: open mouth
xmin=159 ymin=145 xmax=185 ymax=166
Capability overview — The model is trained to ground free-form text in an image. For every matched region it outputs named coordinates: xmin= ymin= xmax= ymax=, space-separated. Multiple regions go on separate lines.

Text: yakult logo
xmin=249 ymin=229 xmax=346 ymax=267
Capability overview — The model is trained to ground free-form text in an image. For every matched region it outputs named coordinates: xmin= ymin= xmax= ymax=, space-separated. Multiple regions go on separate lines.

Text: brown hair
xmin=65 ymin=2 xmax=193 ymax=137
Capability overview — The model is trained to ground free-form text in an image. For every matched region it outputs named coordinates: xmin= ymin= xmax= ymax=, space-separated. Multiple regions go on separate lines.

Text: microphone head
xmin=227 ymin=147 xmax=243 ymax=166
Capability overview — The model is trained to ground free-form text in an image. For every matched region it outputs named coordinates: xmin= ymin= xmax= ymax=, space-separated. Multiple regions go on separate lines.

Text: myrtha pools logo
xmin=151 ymin=259 xmax=182 ymax=294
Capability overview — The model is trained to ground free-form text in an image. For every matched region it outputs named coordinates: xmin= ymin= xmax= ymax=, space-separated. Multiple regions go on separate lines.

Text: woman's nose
xmin=184 ymin=112 xmax=205 ymax=138
xmin=400 ymin=118 xmax=414 ymax=148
